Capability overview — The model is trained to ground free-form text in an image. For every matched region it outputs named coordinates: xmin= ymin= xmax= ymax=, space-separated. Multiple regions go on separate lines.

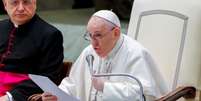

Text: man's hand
xmin=0 ymin=95 xmax=8 ymax=101
xmin=91 ymin=77 xmax=107 ymax=92
xmin=41 ymin=92 xmax=58 ymax=101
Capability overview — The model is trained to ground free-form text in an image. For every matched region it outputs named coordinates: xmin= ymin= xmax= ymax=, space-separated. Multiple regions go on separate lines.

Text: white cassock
xmin=59 ymin=34 xmax=168 ymax=101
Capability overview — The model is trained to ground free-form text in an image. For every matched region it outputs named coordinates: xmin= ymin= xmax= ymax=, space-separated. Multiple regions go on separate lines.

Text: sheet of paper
xmin=29 ymin=74 xmax=79 ymax=101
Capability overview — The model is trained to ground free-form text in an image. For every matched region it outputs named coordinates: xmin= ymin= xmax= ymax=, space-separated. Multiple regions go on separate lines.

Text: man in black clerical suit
xmin=0 ymin=0 xmax=64 ymax=101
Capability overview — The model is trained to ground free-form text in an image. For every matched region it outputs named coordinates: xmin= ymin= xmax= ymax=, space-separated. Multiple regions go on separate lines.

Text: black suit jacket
xmin=0 ymin=14 xmax=64 ymax=101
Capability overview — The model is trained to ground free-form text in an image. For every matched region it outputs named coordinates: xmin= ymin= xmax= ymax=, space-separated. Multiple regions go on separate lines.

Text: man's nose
xmin=17 ymin=3 xmax=25 ymax=11
xmin=91 ymin=39 xmax=99 ymax=46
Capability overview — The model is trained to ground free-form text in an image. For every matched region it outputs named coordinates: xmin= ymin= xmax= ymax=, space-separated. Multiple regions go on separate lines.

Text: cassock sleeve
xmin=10 ymin=30 xmax=64 ymax=101
xmin=59 ymin=47 xmax=90 ymax=99
xmin=59 ymin=51 xmax=85 ymax=97
xmin=37 ymin=30 xmax=64 ymax=85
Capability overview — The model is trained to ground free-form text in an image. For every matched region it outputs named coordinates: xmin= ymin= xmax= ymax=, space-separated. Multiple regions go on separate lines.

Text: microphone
xmin=86 ymin=55 xmax=145 ymax=101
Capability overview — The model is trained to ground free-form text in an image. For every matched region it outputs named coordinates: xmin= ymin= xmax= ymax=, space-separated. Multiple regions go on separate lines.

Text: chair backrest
xmin=55 ymin=61 xmax=73 ymax=85
xmin=62 ymin=61 xmax=73 ymax=77
xmin=128 ymin=0 xmax=201 ymax=92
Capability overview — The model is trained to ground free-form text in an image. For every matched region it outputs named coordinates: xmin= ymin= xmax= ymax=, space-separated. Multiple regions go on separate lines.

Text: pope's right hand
xmin=41 ymin=92 xmax=58 ymax=101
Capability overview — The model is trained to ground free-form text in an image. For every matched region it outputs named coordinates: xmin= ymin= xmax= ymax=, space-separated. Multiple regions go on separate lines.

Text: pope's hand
xmin=92 ymin=77 xmax=107 ymax=92
xmin=0 ymin=95 xmax=8 ymax=101
xmin=41 ymin=92 xmax=58 ymax=101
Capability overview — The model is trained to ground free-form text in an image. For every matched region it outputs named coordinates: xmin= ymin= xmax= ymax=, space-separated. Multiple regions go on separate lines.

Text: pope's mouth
xmin=94 ymin=47 xmax=101 ymax=53
xmin=94 ymin=47 xmax=99 ymax=51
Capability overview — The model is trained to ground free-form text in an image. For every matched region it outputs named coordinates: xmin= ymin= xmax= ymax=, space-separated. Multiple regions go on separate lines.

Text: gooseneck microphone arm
xmin=93 ymin=73 xmax=146 ymax=101
xmin=86 ymin=54 xmax=146 ymax=101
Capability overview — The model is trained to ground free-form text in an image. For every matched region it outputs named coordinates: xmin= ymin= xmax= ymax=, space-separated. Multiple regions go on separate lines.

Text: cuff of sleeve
xmin=6 ymin=92 xmax=14 ymax=101
xmin=102 ymin=82 xmax=141 ymax=101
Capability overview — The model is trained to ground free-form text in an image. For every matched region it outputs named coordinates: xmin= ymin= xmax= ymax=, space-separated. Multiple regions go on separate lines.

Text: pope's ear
xmin=113 ymin=27 xmax=121 ymax=37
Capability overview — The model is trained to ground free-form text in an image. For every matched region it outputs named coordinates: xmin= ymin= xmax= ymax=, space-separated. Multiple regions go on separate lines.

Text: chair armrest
xmin=156 ymin=86 xmax=196 ymax=101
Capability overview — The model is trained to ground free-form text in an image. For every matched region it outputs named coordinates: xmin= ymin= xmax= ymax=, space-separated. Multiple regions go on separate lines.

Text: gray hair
xmin=100 ymin=17 xmax=117 ymax=30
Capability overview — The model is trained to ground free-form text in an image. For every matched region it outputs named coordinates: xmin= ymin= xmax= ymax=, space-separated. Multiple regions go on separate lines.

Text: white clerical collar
xmin=104 ymin=34 xmax=124 ymax=60
xmin=14 ymin=24 xmax=18 ymax=28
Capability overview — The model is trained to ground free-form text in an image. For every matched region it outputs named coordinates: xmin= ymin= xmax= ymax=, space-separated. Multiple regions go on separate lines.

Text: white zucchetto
xmin=92 ymin=10 xmax=121 ymax=28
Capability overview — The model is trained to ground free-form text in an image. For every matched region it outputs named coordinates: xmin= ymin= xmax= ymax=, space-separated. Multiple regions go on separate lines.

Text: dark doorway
xmin=72 ymin=0 xmax=94 ymax=9
xmin=94 ymin=0 xmax=134 ymax=20
xmin=0 ymin=1 xmax=6 ymax=14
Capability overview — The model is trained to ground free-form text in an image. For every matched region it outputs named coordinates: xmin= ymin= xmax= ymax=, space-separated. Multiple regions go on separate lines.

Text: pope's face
xmin=3 ymin=0 xmax=36 ymax=25
xmin=87 ymin=17 xmax=120 ymax=58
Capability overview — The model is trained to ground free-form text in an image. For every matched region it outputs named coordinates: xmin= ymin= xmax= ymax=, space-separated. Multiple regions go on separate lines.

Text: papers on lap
xmin=29 ymin=74 xmax=79 ymax=101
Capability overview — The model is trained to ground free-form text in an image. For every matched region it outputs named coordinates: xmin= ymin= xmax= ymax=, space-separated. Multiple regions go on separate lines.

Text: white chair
xmin=128 ymin=0 xmax=201 ymax=100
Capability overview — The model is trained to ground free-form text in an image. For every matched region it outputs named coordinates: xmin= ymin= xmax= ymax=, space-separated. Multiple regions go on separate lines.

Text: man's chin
xmin=14 ymin=21 xmax=27 ymax=25
xmin=13 ymin=19 xmax=30 ymax=25
xmin=96 ymin=52 xmax=106 ymax=58
xmin=95 ymin=51 xmax=102 ymax=57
